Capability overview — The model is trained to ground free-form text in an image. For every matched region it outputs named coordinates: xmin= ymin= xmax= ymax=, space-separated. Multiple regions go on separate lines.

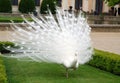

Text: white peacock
xmin=5 ymin=7 xmax=93 ymax=78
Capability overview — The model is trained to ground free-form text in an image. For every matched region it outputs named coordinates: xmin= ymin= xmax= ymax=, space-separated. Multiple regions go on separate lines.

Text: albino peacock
xmin=4 ymin=7 xmax=93 ymax=78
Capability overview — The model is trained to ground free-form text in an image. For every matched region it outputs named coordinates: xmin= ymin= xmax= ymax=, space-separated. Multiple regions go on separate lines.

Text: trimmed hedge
xmin=0 ymin=56 xmax=7 ymax=83
xmin=0 ymin=41 xmax=14 ymax=54
xmin=1 ymin=41 xmax=120 ymax=76
xmin=0 ymin=0 xmax=12 ymax=13
xmin=88 ymin=49 xmax=120 ymax=75
xmin=19 ymin=0 xmax=35 ymax=13
xmin=40 ymin=0 xmax=57 ymax=14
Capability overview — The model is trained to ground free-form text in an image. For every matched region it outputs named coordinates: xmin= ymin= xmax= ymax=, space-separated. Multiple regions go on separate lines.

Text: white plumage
xmin=5 ymin=7 xmax=93 ymax=77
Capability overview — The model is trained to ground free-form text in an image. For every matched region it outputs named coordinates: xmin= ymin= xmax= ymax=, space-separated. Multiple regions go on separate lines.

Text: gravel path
xmin=0 ymin=31 xmax=120 ymax=54
xmin=91 ymin=32 xmax=120 ymax=54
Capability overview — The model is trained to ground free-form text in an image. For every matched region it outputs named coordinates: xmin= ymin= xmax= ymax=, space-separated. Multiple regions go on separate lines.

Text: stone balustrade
xmin=87 ymin=15 xmax=120 ymax=24
xmin=0 ymin=14 xmax=120 ymax=32
xmin=0 ymin=23 xmax=120 ymax=32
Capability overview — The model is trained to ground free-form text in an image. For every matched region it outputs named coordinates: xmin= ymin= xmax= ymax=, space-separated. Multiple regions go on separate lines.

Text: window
xmin=57 ymin=0 xmax=62 ymax=7
xmin=35 ymin=0 xmax=40 ymax=6
xmin=11 ymin=0 xmax=18 ymax=5
xmin=95 ymin=0 xmax=103 ymax=15
xmin=75 ymin=0 xmax=82 ymax=10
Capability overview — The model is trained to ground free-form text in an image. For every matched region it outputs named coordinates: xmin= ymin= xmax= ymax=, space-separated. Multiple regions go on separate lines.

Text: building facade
xmin=61 ymin=0 xmax=110 ymax=14
xmin=11 ymin=0 xmax=110 ymax=14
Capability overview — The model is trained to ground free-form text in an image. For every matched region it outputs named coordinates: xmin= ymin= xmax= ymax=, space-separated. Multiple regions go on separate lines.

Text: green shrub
xmin=0 ymin=41 xmax=14 ymax=54
xmin=0 ymin=57 xmax=7 ymax=83
xmin=88 ymin=49 xmax=120 ymax=75
xmin=0 ymin=0 xmax=12 ymax=13
xmin=40 ymin=0 xmax=57 ymax=14
xmin=18 ymin=0 xmax=35 ymax=13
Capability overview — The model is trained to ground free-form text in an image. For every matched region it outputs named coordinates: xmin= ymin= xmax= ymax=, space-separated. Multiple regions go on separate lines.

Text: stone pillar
xmin=18 ymin=0 xmax=20 ymax=4
xmin=88 ymin=0 xmax=93 ymax=13
xmin=82 ymin=0 xmax=88 ymax=12
xmin=40 ymin=0 xmax=43 ymax=5
xmin=70 ymin=0 xmax=75 ymax=10
xmin=102 ymin=1 xmax=109 ymax=13
xmin=62 ymin=0 xmax=68 ymax=10
xmin=92 ymin=0 xmax=96 ymax=11
xmin=67 ymin=0 xmax=75 ymax=10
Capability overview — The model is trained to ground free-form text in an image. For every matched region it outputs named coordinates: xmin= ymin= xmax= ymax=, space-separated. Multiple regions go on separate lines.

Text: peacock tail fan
xmin=3 ymin=7 xmax=93 ymax=68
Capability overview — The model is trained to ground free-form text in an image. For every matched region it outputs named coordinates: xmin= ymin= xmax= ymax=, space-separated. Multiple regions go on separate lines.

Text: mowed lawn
xmin=3 ymin=58 xmax=120 ymax=83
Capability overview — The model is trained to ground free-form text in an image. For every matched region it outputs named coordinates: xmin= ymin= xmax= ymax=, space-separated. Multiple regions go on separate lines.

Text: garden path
xmin=0 ymin=31 xmax=120 ymax=54
xmin=91 ymin=32 xmax=120 ymax=54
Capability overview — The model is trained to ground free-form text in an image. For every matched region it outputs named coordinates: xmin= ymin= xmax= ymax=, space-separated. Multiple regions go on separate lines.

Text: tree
xmin=40 ymin=0 xmax=57 ymax=14
xmin=18 ymin=0 xmax=35 ymax=13
xmin=0 ymin=0 xmax=12 ymax=13
xmin=105 ymin=0 xmax=120 ymax=6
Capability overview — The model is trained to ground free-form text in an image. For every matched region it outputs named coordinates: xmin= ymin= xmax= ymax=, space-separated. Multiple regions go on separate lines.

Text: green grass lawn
xmin=0 ymin=16 xmax=32 ymax=22
xmin=3 ymin=57 xmax=120 ymax=83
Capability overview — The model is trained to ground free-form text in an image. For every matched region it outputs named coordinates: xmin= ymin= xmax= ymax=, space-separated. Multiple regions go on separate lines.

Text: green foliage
xmin=0 ymin=0 xmax=12 ymax=13
xmin=40 ymin=0 xmax=57 ymax=14
xmin=3 ymin=57 xmax=120 ymax=83
xmin=105 ymin=0 xmax=120 ymax=6
xmin=88 ymin=49 xmax=120 ymax=75
xmin=0 ymin=57 xmax=7 ymax=83
xmin=18 ymin=0 xmax=35 ymax=13
xmin=0 ymin=16 xmax=33 ymax=23
xmin=0 ymin=41 xmax=14 ymax=54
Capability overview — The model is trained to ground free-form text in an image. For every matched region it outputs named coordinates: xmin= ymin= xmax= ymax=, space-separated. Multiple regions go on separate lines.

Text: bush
xmin=18 ymin=0 xmax=35 ymax=13
xmin=0 ymin=57 xmax=7 ymax=83
xmin=0 ymin=0 xmax=12 ymax=13
xmin=88 ymin=49 xmax=120 ymax=75
xmin=40 ymin=0 xmax=57 ymax=14
xmin=0 ymin=41 xmax=14 ymax=54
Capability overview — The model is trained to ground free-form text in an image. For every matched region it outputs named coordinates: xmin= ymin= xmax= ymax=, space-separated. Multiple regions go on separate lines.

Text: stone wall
xmin=0 ymin=23 xmax=120 ymax=32
xmin=90 ymin=24 xmax=120 ymax=32
xmin=88 ymin=15 xmax=120 ymax=24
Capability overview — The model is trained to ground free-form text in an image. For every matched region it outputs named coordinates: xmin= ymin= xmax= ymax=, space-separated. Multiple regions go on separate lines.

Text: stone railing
xmin=87 ymin=15 xmax=120 ymax=24
xmin=0 ymin=13 xmax=120 ymax=24
xmin=0 ymin=23 xmax=120 ymax=32
xmin=0 ymin=14 xmax=120 ymax=32
xmin=90 ymin=24 xmax=120 ymax=32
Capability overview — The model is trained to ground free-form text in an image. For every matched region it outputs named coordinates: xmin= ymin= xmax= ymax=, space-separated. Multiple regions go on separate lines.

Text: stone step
xmin=90 ymin=24 xmax=120 ymax=32
xmin=0 ymin=23 xmax=120 ymax=32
